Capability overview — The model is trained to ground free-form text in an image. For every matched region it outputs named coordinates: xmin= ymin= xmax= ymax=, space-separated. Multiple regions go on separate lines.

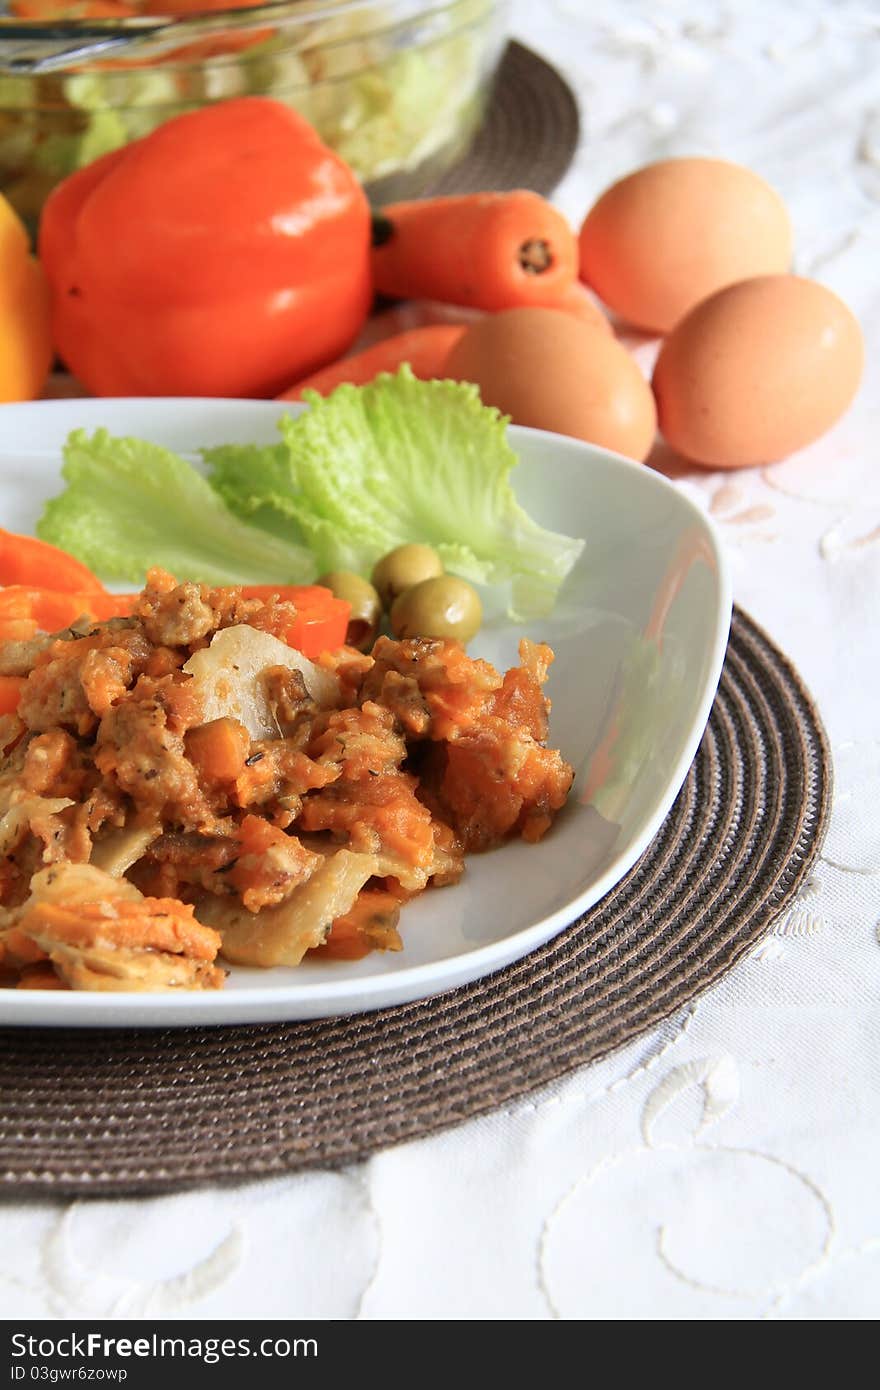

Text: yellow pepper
xmin=0 ymin=194 xmax=52 ymax=403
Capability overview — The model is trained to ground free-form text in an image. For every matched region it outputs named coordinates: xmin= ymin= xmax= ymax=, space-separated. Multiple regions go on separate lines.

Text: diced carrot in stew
xmin=185 ymin=717 xmax=251 ymax=783
xmin=315 ymin=889 xmax=404 ymax=960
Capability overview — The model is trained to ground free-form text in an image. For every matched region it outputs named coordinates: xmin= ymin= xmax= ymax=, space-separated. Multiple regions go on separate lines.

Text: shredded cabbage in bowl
xmin=0 ymin=0 xmax=508 ymax=225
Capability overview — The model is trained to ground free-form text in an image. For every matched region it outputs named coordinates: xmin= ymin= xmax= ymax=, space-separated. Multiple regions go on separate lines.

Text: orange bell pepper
xmin=0 ymin=195 xmax=52 ymax=402
xmin=237 ymin=585 xmax=350 ymax=658
xmin=38 ymin=98 xmax=372 ymax=398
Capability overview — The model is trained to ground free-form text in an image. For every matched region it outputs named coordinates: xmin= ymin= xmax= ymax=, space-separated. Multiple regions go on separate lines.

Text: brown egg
xmin=443 ymin=307 xmax=657 ymax=461
xmin=579 ymin=157 xmax=792 ymax=333
xmin=652 ymin=275 xmax=864 ymax=468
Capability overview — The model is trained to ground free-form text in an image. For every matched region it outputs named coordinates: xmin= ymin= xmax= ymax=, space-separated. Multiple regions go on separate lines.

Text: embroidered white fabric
xmin=3 ymin=0 xmax=879 ymax=1322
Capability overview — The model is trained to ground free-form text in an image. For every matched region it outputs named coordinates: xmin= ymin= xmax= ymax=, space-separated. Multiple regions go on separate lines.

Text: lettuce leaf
xmin=38 ymin=429 xmax=315 ymax=587
xmin=205 ymin=369 xmax=584 ymax=617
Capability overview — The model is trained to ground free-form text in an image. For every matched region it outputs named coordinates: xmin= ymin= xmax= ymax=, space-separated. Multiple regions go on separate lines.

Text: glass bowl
xmin=0 ymin=0 xmax=509 ymax=227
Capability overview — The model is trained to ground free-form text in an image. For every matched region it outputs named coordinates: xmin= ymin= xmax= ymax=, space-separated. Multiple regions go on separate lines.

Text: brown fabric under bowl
xmin=0 ymin=608 xmax=830 ymax=1196
xmin=425 ymin=38 xmax=581 ymax=196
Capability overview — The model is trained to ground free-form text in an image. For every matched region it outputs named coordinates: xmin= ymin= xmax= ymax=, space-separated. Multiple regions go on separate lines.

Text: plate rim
xmin=0 ymin=398 xmax=732 ymax=1026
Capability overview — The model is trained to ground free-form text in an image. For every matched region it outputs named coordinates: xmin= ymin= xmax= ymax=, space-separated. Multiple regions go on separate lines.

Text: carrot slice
xmin=278 ymin=324 xmax=466 ymax=401
xmin=0 ymin=586 xmax=134 ymax=634
xmin=0 ymin=530 xmax=106 ymax=595
xmin=370 ymin=192 xmax=578 ymax=311
xmin=268 ymin=607 xmax=350 ymax=660
xmin=237 ymin=585 xmax=350 ymax=658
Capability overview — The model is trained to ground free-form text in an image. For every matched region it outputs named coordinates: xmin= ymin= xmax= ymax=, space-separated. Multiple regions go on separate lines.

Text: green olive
xmin=371 ymin=543 xmax=444 ymax=610
xmin=317 ymin=570 xmax=381 ymax=651
xmin=390 ymin=575 xmax=482 ymax=644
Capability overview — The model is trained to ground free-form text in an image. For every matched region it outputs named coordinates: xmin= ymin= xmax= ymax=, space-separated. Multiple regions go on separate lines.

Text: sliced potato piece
xmin=35 ymin=942 xmax=225 ymax=992
xmin=371 ymin=835 xmax=464 ymax=892
xmin=18 ymin=864 xmax=226 ymax=992
xmin=0 ymin=796 xmax=73 ymax=859
xmin=89 ymin=819 xmax=162 ymax=877
xmin=202 ymin=848 xmax=378 ymax=968
xmin=183 ymin=624 xmax=340 ymax=740
xmin=24 ymin=861 xmax=144 ymax=909
xmin=1 ymin=862 xmax=141 ymax=965
xmin=371 ymin=849 xmax=432 ymax=893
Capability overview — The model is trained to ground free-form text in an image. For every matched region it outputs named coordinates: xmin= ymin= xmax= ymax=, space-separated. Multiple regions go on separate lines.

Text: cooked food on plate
xmin=0 ymin=569 xmax=574 ymax=993
xmin=0 ymin=375 xmax=583 ymax=994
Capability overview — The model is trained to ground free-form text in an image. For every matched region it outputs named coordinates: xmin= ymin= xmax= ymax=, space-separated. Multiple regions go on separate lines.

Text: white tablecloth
xmin=3 ymin=0 xmax=879 ymax=1322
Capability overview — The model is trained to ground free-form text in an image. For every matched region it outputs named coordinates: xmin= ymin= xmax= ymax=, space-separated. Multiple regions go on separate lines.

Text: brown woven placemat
xmin=418 ymin=38 xmax=579 ymax=198
xmin=0 ymin=608 xmax=830 ymax=1196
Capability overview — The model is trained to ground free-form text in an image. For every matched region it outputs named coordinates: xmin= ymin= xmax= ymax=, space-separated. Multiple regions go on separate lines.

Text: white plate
xmin=0 ymin=398 xmax=731 ymax=1027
